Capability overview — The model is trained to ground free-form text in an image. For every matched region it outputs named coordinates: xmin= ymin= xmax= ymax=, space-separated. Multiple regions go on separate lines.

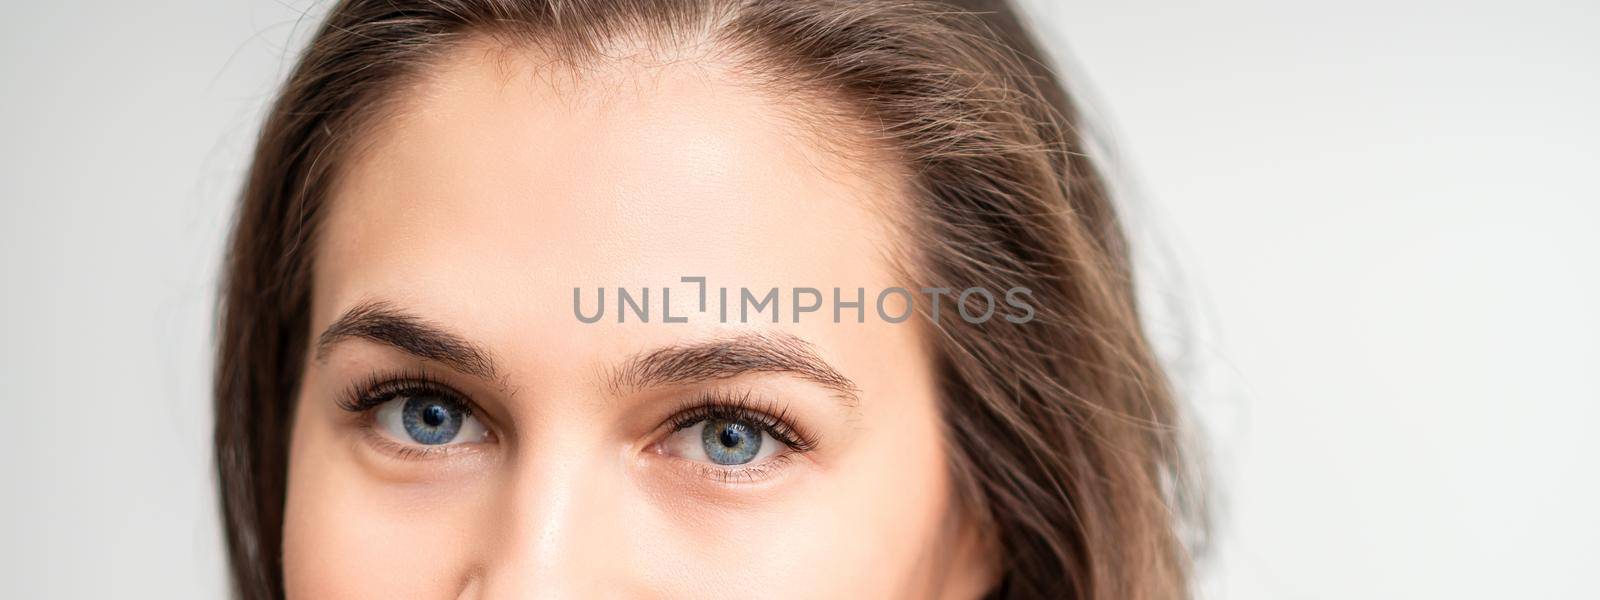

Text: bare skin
xmin=282 ymin=38 xmax=996 ymax=599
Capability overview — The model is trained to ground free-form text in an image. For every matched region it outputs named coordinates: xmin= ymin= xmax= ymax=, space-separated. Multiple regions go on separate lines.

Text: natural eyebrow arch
xmin=315 ymin=300 xmax=500 ymax=381
xmin=608 ymin=331 xmax=861 ymax=407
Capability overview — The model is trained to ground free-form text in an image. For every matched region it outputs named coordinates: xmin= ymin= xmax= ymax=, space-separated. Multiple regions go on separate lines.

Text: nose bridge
xmin=475 ymin=430 xmax=623 ymax=599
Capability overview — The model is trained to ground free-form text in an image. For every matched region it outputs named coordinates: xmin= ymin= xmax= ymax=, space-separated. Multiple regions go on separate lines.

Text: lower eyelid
xmin=359 ymin=425 xmax=450 ymax=460
xmin=653 ymin=425 xmax=804 ymax=483
xmin=355 ymin=411 xmax=488 ymax=461
xmin=683 ymin=452 xmax=798 ymax=485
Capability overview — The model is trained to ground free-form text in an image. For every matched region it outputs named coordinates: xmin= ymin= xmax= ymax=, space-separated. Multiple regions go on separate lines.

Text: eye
xmin=372 ymin=391 xmax=489 ymax=447
xmin=663 ymin=416 xmax=784 ymax=466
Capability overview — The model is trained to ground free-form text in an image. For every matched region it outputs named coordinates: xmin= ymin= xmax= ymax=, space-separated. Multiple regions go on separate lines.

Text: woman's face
xmin=282 ymin=42 xmax=993 ymax=598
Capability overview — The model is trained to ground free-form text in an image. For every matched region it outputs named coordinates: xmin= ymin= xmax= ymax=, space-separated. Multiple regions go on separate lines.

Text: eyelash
xmin=336 ymin=367 xmax=468 ymax=415
xmin=663 ymin=389 xmax=819 ymax=453
xmin=336 ymin=371 xmax=819 ymax=474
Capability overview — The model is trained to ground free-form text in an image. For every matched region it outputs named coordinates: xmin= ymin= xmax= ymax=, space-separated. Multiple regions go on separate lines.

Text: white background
xmin=2 ymin=1 xmax=1595 ymax=597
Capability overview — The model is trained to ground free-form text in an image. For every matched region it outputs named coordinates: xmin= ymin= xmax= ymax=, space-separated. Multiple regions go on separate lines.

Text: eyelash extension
xmin=336 ymin=367 xmax=473 ymax=417
xmin=665 ymin=389 xmax=820 ymax=453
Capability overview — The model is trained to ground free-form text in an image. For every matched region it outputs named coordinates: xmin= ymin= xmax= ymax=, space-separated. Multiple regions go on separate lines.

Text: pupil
xmin=719 ymin=426 xmax=743 ymax=448
xmin=422 ymin=403 xmax=449 ymax=428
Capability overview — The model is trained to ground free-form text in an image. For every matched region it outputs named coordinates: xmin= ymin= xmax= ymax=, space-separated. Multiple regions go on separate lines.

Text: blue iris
xmin=401 ymin=395 xmax=465 ymax=445
xmin=702 ymin=418 xmax=762 ymax=465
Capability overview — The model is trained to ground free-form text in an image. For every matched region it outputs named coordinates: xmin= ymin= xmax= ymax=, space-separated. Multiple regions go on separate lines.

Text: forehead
xmin=312 ymin=39 xmax=912 ymax=368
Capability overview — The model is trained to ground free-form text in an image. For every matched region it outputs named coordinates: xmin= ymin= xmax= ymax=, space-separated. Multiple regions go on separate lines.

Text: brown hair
xmin=216 ymin=0 xmax=1205 ymax=598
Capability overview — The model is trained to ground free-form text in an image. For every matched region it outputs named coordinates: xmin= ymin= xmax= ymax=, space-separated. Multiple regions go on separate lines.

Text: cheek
xmin=809 ymin=399 xmax=956 ymax=595
xmin=639 ymin=396 xmax=956 ymax=597
xmin=280 ymin=399 xmax=485 ymax=599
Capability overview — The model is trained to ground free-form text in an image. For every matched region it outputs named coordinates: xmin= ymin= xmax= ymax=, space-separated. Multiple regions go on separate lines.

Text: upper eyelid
xmin=337 ymin=369 xmax=468 ymax=412
xmin=664 ymin=392 xmax=819 ymax=452
xmin=607 ymin=331 xmax=861 ymax=409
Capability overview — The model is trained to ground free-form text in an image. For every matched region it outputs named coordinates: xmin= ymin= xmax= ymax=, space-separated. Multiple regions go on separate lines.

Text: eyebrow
xmin=608 ymin=331 xmax=861 ymax=407
xmin=315 ymin=300 xmax=500 ymax=381
xmin=317 ymin=302 xmax=859 ymax=405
